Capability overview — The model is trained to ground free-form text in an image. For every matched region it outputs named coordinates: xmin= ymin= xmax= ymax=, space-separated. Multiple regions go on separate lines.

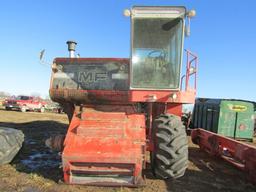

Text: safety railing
xmin=181 ymin=49 xmax=198 ymax=91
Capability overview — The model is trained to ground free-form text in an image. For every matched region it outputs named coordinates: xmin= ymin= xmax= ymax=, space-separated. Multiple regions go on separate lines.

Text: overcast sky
xmin=0 ymin=0 xmax=255 ymax=101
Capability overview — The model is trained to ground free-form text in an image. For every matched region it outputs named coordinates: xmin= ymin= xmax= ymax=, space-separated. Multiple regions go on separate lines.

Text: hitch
xmin=191 ymin=128 xmax=256 ymax=185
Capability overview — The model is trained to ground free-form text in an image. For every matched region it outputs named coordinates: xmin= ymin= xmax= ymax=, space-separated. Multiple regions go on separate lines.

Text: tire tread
xmin=151 ymin=114 xmax=188 ymax=179
xmin=0 ymin=127 xmax=24 ymax=165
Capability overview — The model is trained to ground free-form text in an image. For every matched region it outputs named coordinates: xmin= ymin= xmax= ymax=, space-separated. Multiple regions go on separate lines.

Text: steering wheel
xmin=147 ymin=50 xmax=166 ymax=59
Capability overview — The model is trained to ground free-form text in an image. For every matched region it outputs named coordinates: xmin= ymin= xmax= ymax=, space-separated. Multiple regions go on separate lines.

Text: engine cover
xmin=50 ymin=58 xmax=130 ymax=104
xmin=51 ymin=58 xmax=129 ymax=91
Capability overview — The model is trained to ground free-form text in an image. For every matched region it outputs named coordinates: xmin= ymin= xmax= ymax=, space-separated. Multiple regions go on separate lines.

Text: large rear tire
xmin=0 ymin=127 xmax=24 ymax=165
xmin=151 ymin=114 xmax=188 ymax=179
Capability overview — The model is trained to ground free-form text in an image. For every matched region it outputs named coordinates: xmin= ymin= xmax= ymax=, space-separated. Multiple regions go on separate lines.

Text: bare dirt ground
xmin=0 ymin=109 xmax=255 ymax=192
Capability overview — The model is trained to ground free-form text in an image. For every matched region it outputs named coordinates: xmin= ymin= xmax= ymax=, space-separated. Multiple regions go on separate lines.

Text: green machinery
xmin=191 ymin=98 xmax=255 ymax=141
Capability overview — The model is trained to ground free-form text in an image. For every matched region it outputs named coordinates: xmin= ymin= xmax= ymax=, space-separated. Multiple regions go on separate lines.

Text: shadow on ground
xmin=163 ymin=147 xmax=255 ymax=192
xmin=0 ymin=120 xmax=68 ymax=182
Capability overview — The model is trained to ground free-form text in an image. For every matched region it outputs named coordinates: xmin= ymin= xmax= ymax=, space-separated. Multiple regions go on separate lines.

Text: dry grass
xmin=0 ymin=109 xmax=255 ymax=192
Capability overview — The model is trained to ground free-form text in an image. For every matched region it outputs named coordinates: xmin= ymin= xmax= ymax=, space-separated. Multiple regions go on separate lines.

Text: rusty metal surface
xmin=51 ymin=58 xmax=129 ymax=91
xmin=191 ymin=128 xmax=256 ymax=185
xmin=50 ymin=89 xmax=130 ymax=105
xmin=62 ymin=105 xmax=146 ymax=186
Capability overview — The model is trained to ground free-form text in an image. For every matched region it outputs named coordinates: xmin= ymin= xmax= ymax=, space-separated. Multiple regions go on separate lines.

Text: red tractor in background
xmin=48 ymin=6 xmax=197 ymax=186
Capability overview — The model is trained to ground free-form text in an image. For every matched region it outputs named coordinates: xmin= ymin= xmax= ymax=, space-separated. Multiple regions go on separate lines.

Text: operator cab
xmin=130 ymin=7 xmax=186 ymax=90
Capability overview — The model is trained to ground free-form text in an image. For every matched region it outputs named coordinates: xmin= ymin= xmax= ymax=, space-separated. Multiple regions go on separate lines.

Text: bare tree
xmin=0 ymin=91 xmax=10 ymax=98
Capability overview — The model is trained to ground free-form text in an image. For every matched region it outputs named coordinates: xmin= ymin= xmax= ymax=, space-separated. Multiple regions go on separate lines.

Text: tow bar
xmin=191 ymin=128 xmax=256 ymax=184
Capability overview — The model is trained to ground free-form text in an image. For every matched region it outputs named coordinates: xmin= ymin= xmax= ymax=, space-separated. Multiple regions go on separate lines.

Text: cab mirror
xmin=39 ymin=49 xmax=45 ymax=61
xmin=185 ymin=10 xmax=196 ymax=37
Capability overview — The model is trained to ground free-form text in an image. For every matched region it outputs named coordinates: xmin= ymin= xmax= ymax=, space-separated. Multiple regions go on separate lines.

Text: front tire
xmin=151 ymin=114 xmax=188 ymax=179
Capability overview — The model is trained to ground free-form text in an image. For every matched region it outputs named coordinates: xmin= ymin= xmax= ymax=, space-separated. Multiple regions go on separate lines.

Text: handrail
xmin=181 ymin=49 xmax=198 ymax=91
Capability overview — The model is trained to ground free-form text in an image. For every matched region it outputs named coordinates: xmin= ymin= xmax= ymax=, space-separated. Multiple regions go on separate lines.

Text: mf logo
xmin=78 ymin=71 xmax=108 ymax=83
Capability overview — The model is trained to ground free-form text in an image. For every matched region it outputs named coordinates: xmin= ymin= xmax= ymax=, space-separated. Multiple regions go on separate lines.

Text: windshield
xmin=131 ymin=18 xmax=183 ymax=89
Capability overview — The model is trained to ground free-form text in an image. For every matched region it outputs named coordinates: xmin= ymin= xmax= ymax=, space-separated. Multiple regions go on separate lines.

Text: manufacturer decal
xmin=229 ymin=105 xmax=247 ymax=112
xmin=78 ymin=71 xmax=108 ymax=83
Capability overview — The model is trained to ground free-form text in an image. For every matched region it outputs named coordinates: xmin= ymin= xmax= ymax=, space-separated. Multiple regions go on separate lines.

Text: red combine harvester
xmin=48 ymin=6 xmax=197 ymax=186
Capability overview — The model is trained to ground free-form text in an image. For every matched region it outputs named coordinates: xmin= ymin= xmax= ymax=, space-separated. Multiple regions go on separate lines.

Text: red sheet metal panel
xmin=191 ymin=128 xmax=256 ymax=185
xmin=62 ymin=105 xmax=146 ymax=186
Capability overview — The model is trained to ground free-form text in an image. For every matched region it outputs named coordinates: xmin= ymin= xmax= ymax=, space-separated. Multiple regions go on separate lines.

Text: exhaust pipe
xmin=66 ymin=40 xmax=77 ymax=58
